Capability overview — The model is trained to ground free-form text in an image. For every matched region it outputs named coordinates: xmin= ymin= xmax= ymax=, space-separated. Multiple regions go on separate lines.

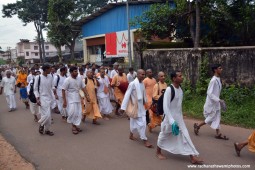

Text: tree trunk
xmin=39 ymin=22 xmax=46 ymax=63
xmin=57 ymin=46 xmax=62 ymax=62
xmin=194 ymin=0 xmax=200 ymax=48
xmin=189 ymin=1 xmax=195 ymax=46
xmin=34 ymin=21 xmax=43 ymax=63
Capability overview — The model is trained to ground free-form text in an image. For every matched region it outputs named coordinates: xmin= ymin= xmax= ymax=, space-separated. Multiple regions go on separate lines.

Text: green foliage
xmin=0 ymin=59 xmax=6 ymax=65
xmin=195 ymin=53 xmax=210 ymax=95
xmin=131 ymin=3 xmax=177 ymax=40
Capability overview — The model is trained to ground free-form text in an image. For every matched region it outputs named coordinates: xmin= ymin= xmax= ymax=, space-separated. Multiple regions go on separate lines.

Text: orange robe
xmin=16 ymin=73 xmax=28 ymax=86
xmin=143 ymin=77 xmax=157 ymax=110
xmin=111 ymin=73 xmax=128 ymax=105
xmin=84 ymin=78 xmax=102 ymax=119
xmin=149 ymin=82 xmax=168 ymax=129
xmin=248 ymin=131 xmax=255 ymax=152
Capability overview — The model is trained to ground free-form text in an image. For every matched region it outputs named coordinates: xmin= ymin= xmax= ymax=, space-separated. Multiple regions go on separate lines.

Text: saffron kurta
xmin=149 ymin=82 xmax=167 ymax=129
xmin=16 ymin=73 xmax=28 ymax=86
xmin=111 ymin=73 xmax=128 ymax=105
xmin=143 ymin=77 xmax=157 ymax=110
xmin=157 ymin=86 xmax=199 ymax=156
xmin=84 ymin=78 xmax=102 ymax=119
xmin=203 ymin=76 xmax=222 ymax=129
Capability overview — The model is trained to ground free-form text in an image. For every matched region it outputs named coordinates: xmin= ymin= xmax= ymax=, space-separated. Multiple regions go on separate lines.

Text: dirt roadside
xmin=0 ymin=134 xmax=35 ymax=170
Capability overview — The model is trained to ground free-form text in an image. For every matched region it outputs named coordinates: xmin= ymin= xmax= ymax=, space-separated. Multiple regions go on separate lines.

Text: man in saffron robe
xmin=143 ymin=69 xmax=156 ymax=124
xmin=83 ymin=70 xmax=102 ymax=125
xmin=111 ymin=66 xmax=128 ymax=115
xmin=148 ymin=71 xmax=167 ymax=132
xmin=234 ymin=131 xmax=255 ymax=157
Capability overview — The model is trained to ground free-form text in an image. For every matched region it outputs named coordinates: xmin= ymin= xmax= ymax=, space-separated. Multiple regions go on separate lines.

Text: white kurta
xmin=1 ymin=76 xmax=16 ymax=109
xmin=62 ymin=76 xmax=85 ymax=126
xmin=157 ymin=86 xmax=199 ymax=156
xmin=127 ymin=72 xmax=137 ymax=83
xmin=97 ymin=76 xmax=113 ymax=115
xmin=53 ymin=75 xmax=67 ymax=117
xmin=27 ymin=79 xmax=39 ymax=116
xmin=34 ymin=74 xmax=55 ymax=131
xmin=110 ymin=69 xmax=118 ymax=79
xmin=203 ymin=76 xmax=222 ymax=129
xmin=121 ymin=80 xmax=148 ymax=140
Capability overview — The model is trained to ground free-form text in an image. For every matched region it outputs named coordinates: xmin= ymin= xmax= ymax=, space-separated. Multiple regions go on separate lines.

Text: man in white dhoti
xmin=120 ymin=69 xmax=153 ymax=148
xmin=97 ymin=68 xmax=114 ymax=120
xmin=62 ymin=66 xmax=90 ymax=135
xmin=0 ymin=70 xmax=17 ymax=112
xmin=53 ymin=67 xmax=67 ymax=121
xmin=156 ymin=70 xmax=203 ymax=164
xmin=27 ymin=70 xmax=41 ymax=122
xmin=34 ymin=64 xmax=55 ymax=136
xmin=194 ymin=64 xmax=228 ymax=140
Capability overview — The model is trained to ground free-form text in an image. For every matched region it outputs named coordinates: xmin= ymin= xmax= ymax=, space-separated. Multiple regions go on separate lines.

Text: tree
xmin=2 ymin=0 xmax=49 ymax=63
xmin=47 ymin=0 xmax=109 ymax=62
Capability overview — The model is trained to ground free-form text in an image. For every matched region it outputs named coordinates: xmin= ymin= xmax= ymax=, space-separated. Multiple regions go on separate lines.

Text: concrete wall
xmin=140 ymin=47 xmax=255 ymax=87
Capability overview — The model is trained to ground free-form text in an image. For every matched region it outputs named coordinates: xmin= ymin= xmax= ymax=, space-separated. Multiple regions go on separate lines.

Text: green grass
xmin=183 ymin=95 xmax=255 ymax=129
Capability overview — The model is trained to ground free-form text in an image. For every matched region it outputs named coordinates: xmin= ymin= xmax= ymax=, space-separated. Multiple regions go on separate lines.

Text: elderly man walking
xmin=0 ymin=70 xmax=17 ymax=111
xmin=120 ymin=69 xmax=153 ymax=148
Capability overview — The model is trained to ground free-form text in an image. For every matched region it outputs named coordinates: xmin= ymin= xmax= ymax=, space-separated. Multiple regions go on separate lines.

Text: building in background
xmin=16 ymin=39 xmax=67 ymax=64
xmin=77 ymin=0 xmax=173 ymax=65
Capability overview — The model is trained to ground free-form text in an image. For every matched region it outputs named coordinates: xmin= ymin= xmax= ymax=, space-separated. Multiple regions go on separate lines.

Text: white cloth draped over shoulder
xmin=121 ymin=78 xmax=148 ymax=140
xmin=157 ymin=85 xmax=199 ymax=156
xmin=203 ymin=76 xmax=222 ymax=129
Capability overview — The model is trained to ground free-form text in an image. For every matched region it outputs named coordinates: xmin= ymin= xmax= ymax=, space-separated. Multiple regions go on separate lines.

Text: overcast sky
xmin=0 ymin=0 xmax=46 ymax=51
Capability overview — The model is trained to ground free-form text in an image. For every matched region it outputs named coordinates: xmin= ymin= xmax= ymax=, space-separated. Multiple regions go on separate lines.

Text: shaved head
xmin=137 ymin=69 xmax=145 ymax=82
xmin=146 ymin=69 xmax=152 ymax=73
xmin=138 ymin=69 xmax=145 ymax=74
xmin=158 ymin=71 xmax=164 ymax=77
xmin=158 ymin=71 xmax=165 ymax=82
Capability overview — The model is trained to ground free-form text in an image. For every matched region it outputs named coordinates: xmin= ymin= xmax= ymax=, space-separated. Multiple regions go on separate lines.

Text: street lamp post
xmin=126 ymin=0 xmax=132 ymax=67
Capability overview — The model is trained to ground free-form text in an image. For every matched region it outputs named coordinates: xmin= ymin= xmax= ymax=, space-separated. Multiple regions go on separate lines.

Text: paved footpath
xmin=0 ymin=94 xmax=254 ymax=170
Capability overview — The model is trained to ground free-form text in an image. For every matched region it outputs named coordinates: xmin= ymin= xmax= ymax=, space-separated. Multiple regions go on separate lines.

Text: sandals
xmin=215 ymin=133 xmax=229 ymax=140
xmin=39 ymin=125 xmax=44 ymax=134
xmin=76 ymin=127 xmax=82 ymax=132
xmin=191 ymin=159 xmax=204 ymax=165
xmin=234 ymin=143 xmax=241 ymax=157
xmin=194 ymin=123 xmax=200 ymax=135
xmin=45 ymin=130 xmax=54 ymax=136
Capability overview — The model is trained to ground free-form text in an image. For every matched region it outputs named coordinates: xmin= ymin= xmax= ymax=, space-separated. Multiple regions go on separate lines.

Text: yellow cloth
xmin=148 ymin=81 xmax=168 ymax=130
xmin=16 ymin=73 xmax=27 ymax=86
xmin=143 ymin=77 xmax=156 ymax=110
xmin=111 ymin=73 xmax=128 ymax=105
xmin=248 ymin=131 xmax=255 ymax=152
xmin=84 ymin=78 xmax=102 ymax=119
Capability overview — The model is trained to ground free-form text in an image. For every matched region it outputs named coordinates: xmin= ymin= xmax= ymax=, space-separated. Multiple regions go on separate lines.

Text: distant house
xmin=77 ymin=0 xmax=174 ymax=64
xmin=16 ymin=39 xmax=67 ymax=64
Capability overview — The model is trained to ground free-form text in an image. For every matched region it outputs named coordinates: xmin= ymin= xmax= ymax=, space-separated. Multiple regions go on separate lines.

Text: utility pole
xmin=126 ymin=0 xmax=132 ymax=67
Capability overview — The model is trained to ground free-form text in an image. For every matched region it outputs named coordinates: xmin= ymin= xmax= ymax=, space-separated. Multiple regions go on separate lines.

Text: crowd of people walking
xmin=0 ymin=62 xmax=254 ymax=164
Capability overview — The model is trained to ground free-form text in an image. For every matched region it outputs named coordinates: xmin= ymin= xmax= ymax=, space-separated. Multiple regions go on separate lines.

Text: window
xmin=46 ymin=52 xmax=49 ymax=56
xmin=35 ymin=53 xmax=38 ymax=56
xmin=34 ymin=46 xmax=38 ymax=50
xmin=45 ymin=46 xmax=49 ymax=50
xmin=26 ymin=52 xmax=29 ymax=56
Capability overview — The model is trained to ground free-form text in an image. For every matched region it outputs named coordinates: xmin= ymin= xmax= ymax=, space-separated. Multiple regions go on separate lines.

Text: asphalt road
xmin=0 ymin=94 xmax=254 ymax=170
